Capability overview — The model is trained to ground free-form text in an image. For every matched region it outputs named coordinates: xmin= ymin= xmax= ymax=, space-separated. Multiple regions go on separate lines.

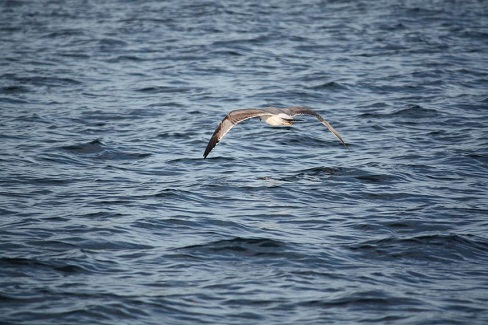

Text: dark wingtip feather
xmin=203 ymin=123 xmax=222 ymax=159
xmin=203 ymin=138 xmax=215 ymax=158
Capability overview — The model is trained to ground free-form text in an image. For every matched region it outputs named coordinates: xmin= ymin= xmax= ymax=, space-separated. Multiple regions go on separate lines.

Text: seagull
xmin=203 ymin=106 xmax=346 ymax=158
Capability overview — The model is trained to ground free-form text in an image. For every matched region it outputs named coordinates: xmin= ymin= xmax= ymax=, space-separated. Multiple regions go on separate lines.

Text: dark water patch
xmin=26 ymin=239 xmax=78 ymax=251
xmin=381 ymin=218 xmax=454 ymax=234
xmin=209 ymin=49 xmax=244 ymax=57
xmin=112 ymin=55 xmax=144 ymax=62
xmin=58 ymin=52 xmax=90 ymax=59
xmin=15 ymin=76 xmax=83 ymax=88
xmin=39 ymin=151 xmax=94 ymax=167
xmin=135 ymin=86 xmax=197 ymax=94
xmin=61 ymin=139 xmax=105 ymax=154
xmin=279 ymin=166 xmax=342 ymax=182
xmin=30 ymin=176 xmax=74 ymax=186
xmin=466 ymin=152 xmax=488 ymax=167
xmin=97 ymin=38 xmax=130 ymax=50
xmin=391 ymin=105 xmax=440 ymax=118
xmin=0 ymin=96 xmax=28 ymax=104
xmin=354 ymin=172 xmax=400 ymax=184
xmin=3 ymin=292 xmax=152 ymax=324
xmin=359 ymin=104 xmax=440 ymax=120
xmin=0 ymin=207 xmax=17 ymax=216
xmin=149 ymin=188 xmax=208 ymax=206
xmin=76 ymin=239 xmax=154 ymax=252
xmin=177 ymin=237 xmax=289 ymax=258
xmin=80 ymin=211 xmax=127 ymax=220
xmin=323 ymin=166 xmax=409 ymax=186
xmin=157 ymin=131 xmax=197 ymax=140
xmin=299 ymin=290 xmax=421 ymax=310
xmin=77 ymin=110 xmax=148 ymax=123
xmin=212 ymin=35 xmax=270 ymax=48
xmin=146 ymin=101 xmax=186 ymax=109
xmin=109 ymin=152 xmax=152 ymax=161
xmin=132 ymin=216 xmax=201 ymax=231
xmin=12 ymin=112 xmax=52 ymax=124
xmin=59 ymin=139 xmax=151 ymax=161
xmin=307 ymin=81 xmax=348 ymax=90
xmin=0 ymin=257 xmax=88 ymax=275
xmin=44 ymin=28 xmax=86 ymax=38
xmin=0 ymin=85 xmax=30 ymax=94
xmin=349 ymin=234 xmax=488 ymax=263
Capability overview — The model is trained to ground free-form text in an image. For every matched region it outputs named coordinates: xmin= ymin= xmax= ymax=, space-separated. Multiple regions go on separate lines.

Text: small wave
xmin=135 ymin=86 xmax=195 ymax=94
xmin=279 ymin=166 xmax=342 ymax=182
xmin=176 ymin=237 xmax=288 ymax=258
xmin=97 ymin=38 xmax=129 ymax=48
xmin=349 ymin=234 xmax=488 ymax=263
xmin=211 ymin=35 xmax=270 ymax=47
xmin=299 ymin=290 xmax=421 ymax=309
xmin=61 ymin=139 xmax=105 ymax=154
xmin=390 ymin=105 xmax=440 ymax=118
xmin=77 ymin=239 xmax=154 ymax=251
xmin=290 ymin=166 xmax=403 ymax=185
xmin=0 ymin=96 xmax=28 ymax=104
xmin=0 ymin=257 xmax=88 ymax=275
xmin=307 ymin=81 xmax=348 ymax=90
xmin=113 ymin=55 xmax=144 ymax=62
xmin=151 ymin=189 xmax=206 ymax=204
xmin=16 ymin=76 xmax=82 ymax=87
xmin=359 ymin=104 xmax=440 ymax=120
xmin=59 ymin=139 xmax=151 ymax=161
xmin=467 ymin=152 xmax=488 ymax=167
xmin=296 ymin=166 xmax=342 ymax=176
xmin=209 ymin=49 xmax=244 ymax=57
xmin=157 ymin=131 xmax=196 ymax=140
xmin=0 ymin=85 xmax=30 ymax=94
xmin=45 ymin=29 xmax=85 ymax=38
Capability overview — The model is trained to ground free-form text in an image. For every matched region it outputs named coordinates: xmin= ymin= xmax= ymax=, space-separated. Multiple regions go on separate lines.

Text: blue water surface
xmin=1 ymin=0 xmax=488 ymax=324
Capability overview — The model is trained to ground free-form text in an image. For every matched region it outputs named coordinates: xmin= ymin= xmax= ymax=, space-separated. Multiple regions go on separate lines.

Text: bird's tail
xmin=282 ymin=118 xmax=295 ymax=126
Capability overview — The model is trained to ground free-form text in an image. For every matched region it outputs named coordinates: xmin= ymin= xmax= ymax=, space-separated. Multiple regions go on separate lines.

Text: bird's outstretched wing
xmin=283 ymin=106 xmax=346 ymax=146
xmin=203 ymin=109 xmax=271 ymax=158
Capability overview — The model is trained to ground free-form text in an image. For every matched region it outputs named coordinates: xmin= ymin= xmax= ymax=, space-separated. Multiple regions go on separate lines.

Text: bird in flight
xmin=203 ymin=106 xmax=346 ymax=158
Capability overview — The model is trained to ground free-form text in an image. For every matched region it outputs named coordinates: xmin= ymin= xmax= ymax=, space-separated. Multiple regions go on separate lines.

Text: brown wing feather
xmin=203 ymin=109 xmax=270 ymax=158
xmin=283 ymin=106 xmax=346 ymax=146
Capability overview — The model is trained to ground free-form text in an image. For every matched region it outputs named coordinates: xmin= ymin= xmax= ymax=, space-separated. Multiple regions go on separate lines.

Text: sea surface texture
xmin=1 ymin=0 xmax=488 ymax=324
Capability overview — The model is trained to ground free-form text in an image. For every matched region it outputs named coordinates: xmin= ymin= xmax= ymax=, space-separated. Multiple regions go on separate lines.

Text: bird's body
xmin=203 ymin=106 xmax=346 ymax=158
xmin=261 ymin=112 xmax=294 ymax=126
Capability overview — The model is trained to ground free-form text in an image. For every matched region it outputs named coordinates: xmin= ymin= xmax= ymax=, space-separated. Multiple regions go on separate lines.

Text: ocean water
xmin=1 ymin=0 xmax=488 ymax=324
